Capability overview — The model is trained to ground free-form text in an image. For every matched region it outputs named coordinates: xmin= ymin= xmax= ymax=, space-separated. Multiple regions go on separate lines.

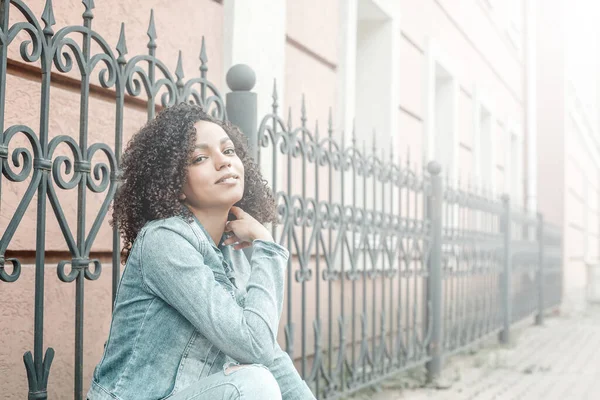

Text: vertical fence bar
xmin=370 ymin=138 xmax=377 ymax=368
xmin=37 ymin=0 xmax=52 ymax=387
xmin=499 ymin=195 xmax=512 ymax=344
xmin=396 ymin=151 xmax=403 ymax=369
xmin=225 ymin=64 xmax=257 ymax=263
xmin=350 ymin=130 xmax=357 ymax=379
xmin=146 ymin=10 xmax=156 ymax=121
xmin=113 ymin=23 xmax=127 ymax=308
xmin=536 ymin=213 xmax=545 ymax=325
xmin=21 ymin=0 xmax=55 ymax=398
xmin=426 ymin=161 xmax=442 ymax=382
xmin=73 ymin=5 xmax=94 ymax=397
xmin=338 ymin=115 xmax=347 ymax=389
xmin=381 ymin=178 xmax=386 ymax=371
xmin=0 ymin=0 xmax=7 ymax=201
xmin=361 ymin=140 xmax=367 ymax=382
xmin=403 ymin=154 xmax=411 ymax=362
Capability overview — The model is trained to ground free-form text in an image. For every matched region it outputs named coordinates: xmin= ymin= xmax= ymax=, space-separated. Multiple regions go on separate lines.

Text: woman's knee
xmin=224 ymin=364 xmax=281 ymax=400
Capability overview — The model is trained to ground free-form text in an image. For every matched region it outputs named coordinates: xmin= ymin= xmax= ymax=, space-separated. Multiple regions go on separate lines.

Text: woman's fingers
xmin=229 ymin=206 xmax=245 ymax=219
xmin=222 ymin=234 xmax=241 ymax=246
xmin=223 ymin=233 xmax=251 ymax=249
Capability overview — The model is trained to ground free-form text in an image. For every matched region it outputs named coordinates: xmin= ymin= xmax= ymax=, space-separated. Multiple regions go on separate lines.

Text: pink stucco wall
xmin=282 ymin=0 xmax=525 ymax=197
xmin=564 ymin=110 xmax=599 ymax=296
xmin=284 ymin=43 xmax=338 ymax=136
xmin=399 ymin=0 xmax=524 ymax=186
xmin=284 ymin=0 xmax=339 ymax=135
xmin=1 ymin=263 xmax=113 ymax=399
xmin=286 ymin=0 xmax=339 ymax=65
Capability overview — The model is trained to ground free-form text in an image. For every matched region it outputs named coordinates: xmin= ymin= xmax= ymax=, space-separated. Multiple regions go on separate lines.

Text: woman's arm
xmin=269 ymin=343 xmax=316 ymax=400
xmin=140 ymin=219 xmax=287 ymax=366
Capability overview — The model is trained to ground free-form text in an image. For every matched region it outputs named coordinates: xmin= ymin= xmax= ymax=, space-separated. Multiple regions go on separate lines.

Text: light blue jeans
xmin=168 ymin=363 xmax=282 ymax=400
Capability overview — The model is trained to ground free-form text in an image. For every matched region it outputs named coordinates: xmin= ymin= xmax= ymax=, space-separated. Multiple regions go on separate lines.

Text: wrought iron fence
xmin=234 ymin=81 xmax=563 ymax=397
xmin=245 ymin=88 xmax=562 ymax=397
xmin=253 ymin=93 xmax=434 ymax=397
xmin=439 ymin=184 xmax=505 ymax=355
xmin=0 ymin=1 xmax=225 ymax=398
xmin=0 ymin=1 xmax=563 ymax=399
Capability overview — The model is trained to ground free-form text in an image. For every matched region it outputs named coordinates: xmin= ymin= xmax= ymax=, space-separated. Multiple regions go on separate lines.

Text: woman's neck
xmin=188 ymin=206 xmax=229 ymax=246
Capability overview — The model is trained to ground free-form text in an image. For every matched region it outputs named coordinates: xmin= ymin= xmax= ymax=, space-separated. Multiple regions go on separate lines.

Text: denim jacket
xmin=87 ymin=214 xmax=314 ymax=399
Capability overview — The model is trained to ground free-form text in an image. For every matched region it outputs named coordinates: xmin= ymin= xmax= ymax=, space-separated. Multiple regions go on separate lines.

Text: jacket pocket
xmin=170 ymin=333 xmax=217 ymax=394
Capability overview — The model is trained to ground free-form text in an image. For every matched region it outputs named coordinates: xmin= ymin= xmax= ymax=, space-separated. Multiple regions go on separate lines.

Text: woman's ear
xmin=179 ymin=193 xmax=186 ymax=201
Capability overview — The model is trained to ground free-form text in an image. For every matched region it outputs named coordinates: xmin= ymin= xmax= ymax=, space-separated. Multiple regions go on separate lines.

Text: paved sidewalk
xmin=347 ymin=304 xmax=600 ymax=399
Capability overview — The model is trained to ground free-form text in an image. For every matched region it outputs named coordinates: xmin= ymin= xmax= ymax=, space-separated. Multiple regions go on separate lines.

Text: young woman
xmin=87 ymin=103 xmax=315 ymax=400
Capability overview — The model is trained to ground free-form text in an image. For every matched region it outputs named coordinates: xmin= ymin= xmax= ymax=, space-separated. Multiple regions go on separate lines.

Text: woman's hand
xmin=222 ymin=206 xmax=274 ymax=250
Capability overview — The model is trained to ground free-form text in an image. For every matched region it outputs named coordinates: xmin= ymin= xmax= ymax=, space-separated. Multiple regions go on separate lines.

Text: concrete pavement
xmin=345 ymin=302 xmax=600 ymax=399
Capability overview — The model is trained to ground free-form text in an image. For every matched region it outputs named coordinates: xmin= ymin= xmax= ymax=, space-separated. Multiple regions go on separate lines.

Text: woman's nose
xmin=214 ymin=153 xmax=231 ymax=169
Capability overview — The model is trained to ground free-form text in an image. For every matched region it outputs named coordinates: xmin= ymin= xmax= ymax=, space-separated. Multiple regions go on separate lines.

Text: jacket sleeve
xmin=140 ymin=221 xmax=287 ymax=366
xmin=268 ymin=343 xmax=316 ymax=400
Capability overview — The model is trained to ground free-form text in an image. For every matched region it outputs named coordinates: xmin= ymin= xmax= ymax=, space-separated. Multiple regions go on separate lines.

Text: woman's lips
xmin=215 ymin=177 xmax=238 ymax=185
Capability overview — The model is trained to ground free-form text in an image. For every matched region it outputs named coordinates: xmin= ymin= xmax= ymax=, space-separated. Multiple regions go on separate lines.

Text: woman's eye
xmin=224 ymin=148 xmax=236 ymax=155
xmin=193 ymin=156 xmax=207 ymax=163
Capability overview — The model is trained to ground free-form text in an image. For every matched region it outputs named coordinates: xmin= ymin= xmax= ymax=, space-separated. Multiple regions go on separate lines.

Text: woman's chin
xmin=213 ymin=193 xmax=244 ymax=209
xmin=187 ymin=190 xmax=243 ymax=211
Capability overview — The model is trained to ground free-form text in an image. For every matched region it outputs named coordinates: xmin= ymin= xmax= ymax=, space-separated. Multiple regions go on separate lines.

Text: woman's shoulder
xmin=139 ymin=216 xmax=207 ymax=251
xmin=141 ymin=215 xmax=188 ymax=230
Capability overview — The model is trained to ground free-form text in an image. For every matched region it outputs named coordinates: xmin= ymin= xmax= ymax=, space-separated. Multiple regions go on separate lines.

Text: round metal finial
xmin=427 ymin=161 xmax=442 ymax=175
xmin=226 ymin=64 xmax=256 ymax=91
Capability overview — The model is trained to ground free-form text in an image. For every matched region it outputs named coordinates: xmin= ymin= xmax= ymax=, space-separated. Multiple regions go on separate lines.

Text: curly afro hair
xmin=112 ymin=103 xmax=278 ymax=263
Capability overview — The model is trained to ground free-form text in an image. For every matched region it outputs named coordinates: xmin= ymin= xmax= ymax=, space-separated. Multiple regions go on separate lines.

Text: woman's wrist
xmin=251 ymin=228 xmax=274 ymax=243
xmin=252 ymin=233 xmax=274 ymax=243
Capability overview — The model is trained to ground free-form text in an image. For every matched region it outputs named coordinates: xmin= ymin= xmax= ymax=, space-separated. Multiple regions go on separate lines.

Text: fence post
xmin=225 ymin=64 xmax=258 ymax=160
xmin=499 ymin=195 xmax=512 ymax=344
xmin=426 ymin=161 xmax=443 ymax=382
xmin=225 ymin=64 xmax=257 ymax=263
xmin=535 ymin=213 xmax=545 ymax=325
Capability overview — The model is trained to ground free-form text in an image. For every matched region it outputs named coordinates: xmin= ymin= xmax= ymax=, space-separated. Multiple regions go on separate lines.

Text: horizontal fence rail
xmin=0 ymin=2 xmax=563 ymax=399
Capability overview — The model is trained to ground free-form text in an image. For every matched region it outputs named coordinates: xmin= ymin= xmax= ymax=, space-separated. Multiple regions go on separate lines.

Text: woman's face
xmin=180 ymin=120 xmax=245 ymax=211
